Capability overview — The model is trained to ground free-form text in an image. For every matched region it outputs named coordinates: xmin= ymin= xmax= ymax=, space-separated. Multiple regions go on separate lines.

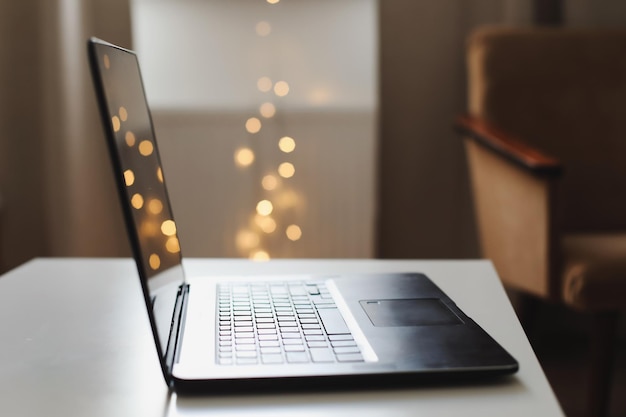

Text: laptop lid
xmin=87 ymin=38 xmax=185 ymax=383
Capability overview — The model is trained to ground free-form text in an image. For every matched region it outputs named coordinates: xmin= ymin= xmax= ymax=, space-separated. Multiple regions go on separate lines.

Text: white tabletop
xmin=0 ymin=258 xmax=564 ymax=417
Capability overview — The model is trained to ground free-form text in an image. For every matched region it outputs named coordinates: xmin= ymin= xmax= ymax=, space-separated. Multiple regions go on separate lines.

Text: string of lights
xmin=234 ymin=0 xmax=302 ymax=260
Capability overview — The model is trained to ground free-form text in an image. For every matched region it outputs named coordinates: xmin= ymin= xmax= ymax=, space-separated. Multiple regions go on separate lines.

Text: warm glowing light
xmin=236 ymin=230 xmax=259 ymax=250
xmin=274 ymin=81 xmax=289 ymax=97
xmin=278 ymin=162 xmax=295 ymax=178
xmin=245 ymin=117 xmax=262 ymax=134
xmin=255 ymin=214 xmax=277 ymax=234
xmin=250 ymin=250 xmax=270 ymax=261
xmin=261 ymin=174 xmax=279 ymax=191
xmin=125 ymin=131 xmax=136 ymax=147
xmin=139 ymin=140 xmax=154 ymax=156
xmin=278 ymin=136 xmax=296 ymax=153
xmin=256 ymin=200 xmax=273 ymax=216
xmin=119 ymin=106 xmax=128 ymax=121
xmin=140 ymin=220 xmax=159 ymax=237
xmin=149 ymin=253 xmax=161 ymax=270
xmin=166 ymin=237 xmax=181 ymax=253
xmin=161 ymin=220 xmax=177 ymax=236
xmin=157 ymin=167 xmax=163 ymax=183
xmin=235 ymin=147 xmax=255 ymax=167
xmin=148 ymin=199 xmax=163 ymax=215
xmin=286 ymin=224 xmax=302 ymax=241
xmin=112 ymin=116 xmax=121 ymax=132
xmin=256 ymin=21 xmax=271 ymax=37
xmin=131 ymin=193 xmax=144 ymax=209
xmin=257 ymin=77 xmax=273 ymax=93
xmin=267 ymin=0 xmax=280 ymax=4
xmin=103 ymin=54 xmax=110 ymax=69
xmin=259 ymin=102 xmax=276 ymax=118
xmin=124 ymin=170 xmax=135 ymax=186
xmin=275 ymin=189 xmax=301 ymax=208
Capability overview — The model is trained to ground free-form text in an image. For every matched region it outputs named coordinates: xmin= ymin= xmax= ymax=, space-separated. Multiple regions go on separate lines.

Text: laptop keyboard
xmin=217 ymin=281 xmax=365 ymax=365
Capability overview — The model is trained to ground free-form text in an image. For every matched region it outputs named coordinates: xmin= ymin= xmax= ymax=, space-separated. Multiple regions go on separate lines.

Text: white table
xmin=0 ymin=258 xmax=564 ymax=416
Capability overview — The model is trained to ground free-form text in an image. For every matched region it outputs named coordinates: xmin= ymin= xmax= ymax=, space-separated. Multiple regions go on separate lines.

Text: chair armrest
xmin=454 ymin=115 xmax=563 ymax=176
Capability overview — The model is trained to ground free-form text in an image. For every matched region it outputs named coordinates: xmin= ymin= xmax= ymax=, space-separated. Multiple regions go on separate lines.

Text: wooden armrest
xmin=454 ymin=115 xmax=563 ymax=176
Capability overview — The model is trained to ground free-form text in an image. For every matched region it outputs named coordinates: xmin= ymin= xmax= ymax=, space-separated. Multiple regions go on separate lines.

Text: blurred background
xmin=1 ymin=0 xmax=625 ymax=269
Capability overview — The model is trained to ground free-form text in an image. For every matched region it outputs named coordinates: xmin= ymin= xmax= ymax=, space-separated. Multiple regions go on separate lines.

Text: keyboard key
xmin=280 ymin=333 xmax=302 ymax=339
xmin=236 ymin=351 xmax=258 ymax=358
xmin=260 ymin=347 xmax=282 ymax=354
xmin=307 ymin=341 xmax=329 ymax=348
xmin=256 ymin=318 xmax=275 ymax=323
xmin=310 ymin=348 xmax=335 ymax=363
xmin=333 ymin=346 xmax=361 ymax=354
xmin=317 ymin=308 xmax=350 ymax=335
xmin=234 ymin=327 xmax=252 ymax=334
xmin=235 ymin=345 xmax=256 ymax=351
xmin=284 ymin=345 xmax=306 ymax=352
xmin=236 ymin=358 xmax=258 ymax=365
xmin=331 ymin=340 xmax=357 ymax=347
xmin=262 ymin=354 xmax=284 ymax=364
xmin=282 ymin=339 xmax=304 ymax=345
xmin=328 ymin=335 xmax=354 ymax=342
xmin=280 ymin=327 xmax=300 ymax=333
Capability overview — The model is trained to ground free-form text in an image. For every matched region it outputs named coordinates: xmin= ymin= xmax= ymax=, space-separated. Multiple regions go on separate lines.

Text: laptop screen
xmin=88 ymin=39 xmax=185 ymax=367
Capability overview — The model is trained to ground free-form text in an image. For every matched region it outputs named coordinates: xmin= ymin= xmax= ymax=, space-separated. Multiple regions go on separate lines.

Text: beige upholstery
xmin=562 ymin=234 xmax=626 ymax=310
xmin=459 ymin=26 xmax=626 ymax=417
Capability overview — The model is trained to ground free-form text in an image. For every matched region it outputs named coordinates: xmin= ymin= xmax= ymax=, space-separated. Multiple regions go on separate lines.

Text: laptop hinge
xmin=164 ymin=283 xmax=189 ymax=375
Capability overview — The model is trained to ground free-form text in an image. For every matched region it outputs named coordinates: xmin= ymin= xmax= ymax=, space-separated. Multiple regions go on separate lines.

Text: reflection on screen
xmin=94 ymin=43 xmax=182 ymax=280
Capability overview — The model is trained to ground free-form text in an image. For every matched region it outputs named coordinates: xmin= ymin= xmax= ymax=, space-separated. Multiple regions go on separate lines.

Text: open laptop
xmin=87 ymin=38 xmax=518 ymax=392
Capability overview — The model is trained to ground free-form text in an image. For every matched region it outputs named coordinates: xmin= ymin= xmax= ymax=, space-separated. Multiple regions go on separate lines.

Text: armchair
xmin=455 ymin=27 xmax=626 ymax=417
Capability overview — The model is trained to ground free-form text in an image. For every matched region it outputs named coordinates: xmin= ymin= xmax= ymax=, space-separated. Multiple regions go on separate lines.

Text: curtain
xmin=0 ymin=0 xmax=132 ymax=271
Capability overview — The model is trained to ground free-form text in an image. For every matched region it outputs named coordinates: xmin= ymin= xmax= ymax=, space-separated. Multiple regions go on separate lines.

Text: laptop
xmin=87 ymin=38 xmax=518 ymax=392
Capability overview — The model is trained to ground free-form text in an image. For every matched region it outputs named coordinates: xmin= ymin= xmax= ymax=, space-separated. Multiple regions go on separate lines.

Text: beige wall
xmin=0 ymin=2 xmax=47 ymax=271
xmin=0 ymin=0 xmax=133 ymax=271
xmin=377 ymin=1 xmax=532 ymax=259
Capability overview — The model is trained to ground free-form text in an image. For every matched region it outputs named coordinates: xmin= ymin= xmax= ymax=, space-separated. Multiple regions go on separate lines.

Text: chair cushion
xmin=562 ymin=233 xmax=626 ymax=311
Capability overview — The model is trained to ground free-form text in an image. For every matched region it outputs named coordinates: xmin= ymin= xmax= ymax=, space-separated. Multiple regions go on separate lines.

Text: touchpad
xmin=359 ymin=299 xmax=463 ymax=327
